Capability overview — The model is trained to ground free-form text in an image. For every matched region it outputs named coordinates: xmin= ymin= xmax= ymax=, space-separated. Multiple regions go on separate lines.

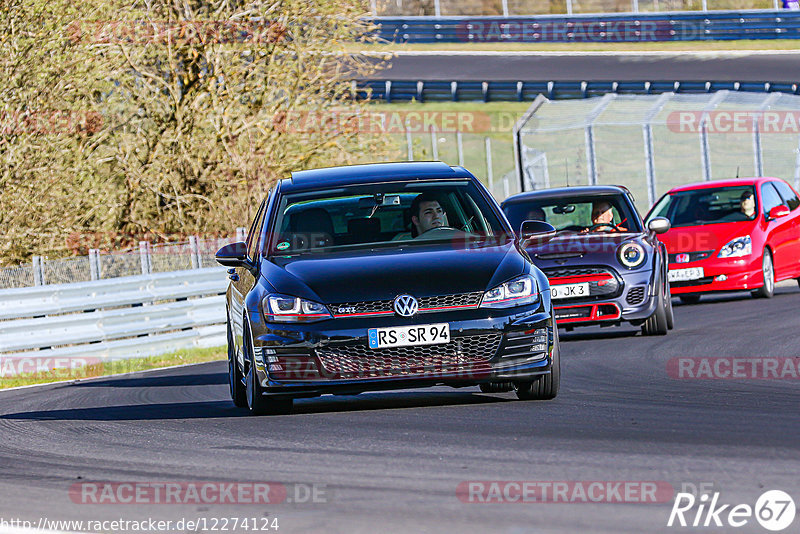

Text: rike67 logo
xmin=668 ymin=490 xmax=796 ymax=531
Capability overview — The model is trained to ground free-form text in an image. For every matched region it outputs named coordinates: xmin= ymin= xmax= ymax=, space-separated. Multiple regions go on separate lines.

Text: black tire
xmin=642 ymin=284 xmax=668 ymax=336
xmin=679 ymin=295 xmax=701 ymax=305
xmin=665 ymin=283 xmax=675 ymax=330
xmin=243 ymin=323 xmax=292 ymax=416
xmin=227 ymin=317 xmax=247 ymax=408
xmin=753 ymin=249 xmax=775 ymax=299
xmin=515 ymin=323 xmax=560 ymax=401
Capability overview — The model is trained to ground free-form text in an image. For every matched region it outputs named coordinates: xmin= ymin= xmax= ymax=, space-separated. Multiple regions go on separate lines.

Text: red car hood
xmin=660 ymin=221 xmax=755 ymax=254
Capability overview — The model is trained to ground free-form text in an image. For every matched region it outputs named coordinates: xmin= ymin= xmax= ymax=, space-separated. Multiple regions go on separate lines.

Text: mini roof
xmin=283 ymin=162 xmax=472 ymax=192
xmin=501 ymin=185 xmax=630 ymax=206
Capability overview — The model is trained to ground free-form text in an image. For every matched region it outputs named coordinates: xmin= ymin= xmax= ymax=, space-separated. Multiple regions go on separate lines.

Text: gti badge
xmin=393 ymin=295 xmax=419 ymax=317
xmin=676 ymin=253 xmax=690 ymax=264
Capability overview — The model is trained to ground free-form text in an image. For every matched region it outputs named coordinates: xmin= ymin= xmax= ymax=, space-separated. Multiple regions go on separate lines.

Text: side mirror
xmin=768 ymin=205 xmax=790 ymax=220
xmin=215 ymin=242 xmax=250 ymax=268
xmin=647 ymin=217 xmax=671 ymax=235
xmin=519 ymin=220 xmax=556 ymax=246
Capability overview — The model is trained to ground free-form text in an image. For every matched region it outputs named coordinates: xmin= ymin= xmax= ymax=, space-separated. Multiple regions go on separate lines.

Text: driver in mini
xmin=411 ymin=192 xmax=449 ymax=237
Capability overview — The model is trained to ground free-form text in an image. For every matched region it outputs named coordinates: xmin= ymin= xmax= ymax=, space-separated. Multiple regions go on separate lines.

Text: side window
xmin=760 ymin=183 xmax=784 ymax=216
xmin=246 ymin=200 xmax=267 ymax=260
xmin=773 ymin=181 xmax=800 ymax=211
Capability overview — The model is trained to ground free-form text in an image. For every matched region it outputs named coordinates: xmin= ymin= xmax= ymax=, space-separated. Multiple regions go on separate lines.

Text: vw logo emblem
xmin=676 ymin=253 xmax=690 ymax=264
xmin=393 ymin=295 xmax=419 ymax=317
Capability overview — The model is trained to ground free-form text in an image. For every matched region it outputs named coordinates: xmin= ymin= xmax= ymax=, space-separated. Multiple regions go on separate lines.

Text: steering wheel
xmin=586 ymin=223 xmax=622 ymax=233
xmin=419 ymin=225 xmax=460 ymax=235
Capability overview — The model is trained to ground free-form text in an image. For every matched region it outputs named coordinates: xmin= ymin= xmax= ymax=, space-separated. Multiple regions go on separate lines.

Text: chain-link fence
xmin=516 ymin=91 xmax=800 ymax=212
xmin=373 ymin=0 xmax=780 ymax=17
xmin=0 ymin=234 xmax=244 ymax=290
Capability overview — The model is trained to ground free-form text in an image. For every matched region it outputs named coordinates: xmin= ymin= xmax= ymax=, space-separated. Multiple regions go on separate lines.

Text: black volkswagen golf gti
xmin=216 ymin=162 xmax=560 ymax=414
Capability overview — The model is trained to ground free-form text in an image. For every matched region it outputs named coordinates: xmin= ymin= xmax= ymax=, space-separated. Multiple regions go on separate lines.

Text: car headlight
xmin=718 ymin=235 xmax=752 ymax=258
xmin=262 ymin=294 xmax=332 ymax=323
xmin=480 ymin=275 xmax=539 ymax=308
xmin=617 ymin=242 xmax=646 ymax=269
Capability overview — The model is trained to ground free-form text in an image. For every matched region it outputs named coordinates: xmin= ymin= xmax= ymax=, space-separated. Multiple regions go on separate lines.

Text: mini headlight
xmin=618 ymin=242 xmax=646 ymax=269
xmin=718 ymin=235 xmax=752 ymax=258
xmin=262 ymin=294 xmax=332 ymax=323
xmin=480 ymin=275 xmax=539 ymax=308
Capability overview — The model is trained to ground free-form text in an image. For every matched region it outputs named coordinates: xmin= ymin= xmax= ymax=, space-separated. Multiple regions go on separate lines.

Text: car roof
xmin=667 ymin=177 xmax=779 ymax=193
xmin=501 ymin=185 xmax=631 ymax=206
xmin=281 ymin=162 xmax=473 ymax=193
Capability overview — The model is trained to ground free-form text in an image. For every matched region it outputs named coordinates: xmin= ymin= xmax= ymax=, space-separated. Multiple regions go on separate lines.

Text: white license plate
xmin=368 ymin=323 xmax=450 ymax=349
xmin=668 ymin=267 xmax=705 ymax=282
xmin=551 ymin=282 xmax=590 ymax=300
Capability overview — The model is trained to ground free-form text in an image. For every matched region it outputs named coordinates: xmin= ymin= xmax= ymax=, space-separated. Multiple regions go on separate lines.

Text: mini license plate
xmin=551 ymin=282 xmax=590 ymax=300
xmin=368 ymin=323 xmax=450 ymax=349
xmin=668 ymin=267 xmax=705 ymax=282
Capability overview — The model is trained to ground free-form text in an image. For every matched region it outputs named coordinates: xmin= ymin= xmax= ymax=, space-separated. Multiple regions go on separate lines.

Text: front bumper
xmin=668 ymin=255 xmax=762 ymax=295
xmin=550 ymin=267 xmax=658 ymax=326
xmin=250 ymin=305 xmax=555 ymax=397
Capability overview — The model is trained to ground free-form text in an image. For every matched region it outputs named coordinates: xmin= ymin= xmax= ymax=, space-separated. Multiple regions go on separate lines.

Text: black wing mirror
xmin=519 ymin=220 xmax=556 ymax=246
xmin=215 ymin=242 xmax=250 ymax=268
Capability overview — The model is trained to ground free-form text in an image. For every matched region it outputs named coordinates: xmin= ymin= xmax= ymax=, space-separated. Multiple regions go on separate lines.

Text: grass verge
xmin=0 ymin=346 xmax=226 ymax=390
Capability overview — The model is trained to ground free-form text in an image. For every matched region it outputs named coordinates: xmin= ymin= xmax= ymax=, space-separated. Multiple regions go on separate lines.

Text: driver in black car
xmin=582 ymin=200 xmax=627 ymax=233
xmin=411 ymin=192 xmax=449 ymax=237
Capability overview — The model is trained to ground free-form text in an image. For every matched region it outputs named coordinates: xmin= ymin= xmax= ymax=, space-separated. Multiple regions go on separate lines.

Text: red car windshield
xmin=649 ymin=186 xmax=757 ymax=228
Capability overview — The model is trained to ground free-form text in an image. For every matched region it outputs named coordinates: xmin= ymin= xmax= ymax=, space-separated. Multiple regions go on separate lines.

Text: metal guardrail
xmin=0 ymin=267 xmax=228 ymax=373
xmin=371 ymin=10 xmax=800 ymax=42
xmin=357 ymin=79 xmax=800 ymax=102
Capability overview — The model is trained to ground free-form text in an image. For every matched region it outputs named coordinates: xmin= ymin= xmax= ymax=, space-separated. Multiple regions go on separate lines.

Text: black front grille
xmin=626 ymin=286 xmax=646 ymax=305
xmin=670 ymin=277 xmax=714 ymax=288
xmin=543 ymin=266 xmax=609 ymax=278
xmin=331 ymin=292 xmax=483 ymax=316
xmin=315 ymin=333 xmax=502 ymax=379
xmin=669 ymin=251 xmax=714 ymax=264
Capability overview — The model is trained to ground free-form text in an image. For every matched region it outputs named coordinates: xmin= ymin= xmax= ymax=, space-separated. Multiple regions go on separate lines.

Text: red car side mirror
xmin=768 ymin=205 xmax=791 ymax=220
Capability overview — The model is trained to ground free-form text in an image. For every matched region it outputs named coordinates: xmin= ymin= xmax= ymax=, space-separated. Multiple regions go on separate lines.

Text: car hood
xmin=524 ymin=232 xmax=647 ymax=272
xmin=659 ymin=221 xmax=755 ymax=254
xmin=263 ymin=242 xmax=526 ymax=303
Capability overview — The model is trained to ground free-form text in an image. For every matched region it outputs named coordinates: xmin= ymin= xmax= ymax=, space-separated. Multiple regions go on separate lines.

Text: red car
xmin=646 ymin=177 xmax=800 ymax=303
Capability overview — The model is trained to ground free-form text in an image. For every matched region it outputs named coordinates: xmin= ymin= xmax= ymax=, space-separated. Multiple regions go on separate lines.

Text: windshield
xmin=648 ymin=186 xmax=757 ymax=228
xmin=503 ymin=194 xmax=642 ymax=235
xmin=267 ymin=181 xmax=510 ymax=256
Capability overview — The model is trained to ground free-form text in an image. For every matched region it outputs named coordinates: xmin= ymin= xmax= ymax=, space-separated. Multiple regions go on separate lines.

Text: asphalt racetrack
xmin=367 ymin=51 xmax=800 ymax=82
xmin=1 ymin=282 xmax=799 ymax=533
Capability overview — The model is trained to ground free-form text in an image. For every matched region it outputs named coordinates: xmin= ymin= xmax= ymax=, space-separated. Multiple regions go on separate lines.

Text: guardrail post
xmin=701 ymin=0 xmax=707 ymax=11
xmin=434 ymin=0 xmax=441 ymax=17
xmin=189 ymin=236 xmax=200 ymax=269
xmin=502 ymin=0 xmax=509 ymax=17
xmin=457 ymin=131 xmax=464 ymax=167
xmin=32 ymin=255 xmax=44 ymax=286
xmin=485 ymin=137 xmax=494 ymax=195
xmin=370 ymin=0 xmax=377 ymax=16
xmin=385 ymin=81 xmax=392 ymax=104
xmin=139 ymin=241 xmax=152 ymax=275
xmin=89 ymin=249 xmax=101 ymax=281
xmin=566 ymin=0 xmax=573 ymax=16
xmin=632 ymin=0 xmax=639 ymax=12
xmin=430 ymin=125 xmax=439 ymax=161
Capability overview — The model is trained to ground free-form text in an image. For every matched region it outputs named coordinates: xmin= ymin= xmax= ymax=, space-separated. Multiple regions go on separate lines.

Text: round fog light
xmin=714 ymin=275 xmax=728 ymax=282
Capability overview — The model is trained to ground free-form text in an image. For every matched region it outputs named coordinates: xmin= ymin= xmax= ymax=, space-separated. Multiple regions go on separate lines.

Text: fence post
xmin=503 ymin=173 xmax=510 ymax=198
xmin=189 ymin=236 xmax=200 ymax=269
xmin=457 ymin=131 xmax=464 ymax=167
xmin=139 ymin=241 xmax=152 ymax=275
xmin=89 ymin=249 xmax=100 ymax=281
xmin=642 ymin=92 xmax=672 ymax=206
xmin=502 ymin=0 xmax=509 ymax=16
xmin=370 ymin=0 xmax=377 ymax=16
xmin=566 ymin=0 xmax=573 ymax=15
xmin=754 ymin=93 xmax=779 ymax=178
xmin=584 ymin=94 xmax=616 ymax=186
xmin=632 ymin=0 xmax=639 ymax=12
xmin=699 ymin=91 xmax=727 ymax=182
xmin=430 ymin=125 xmax=439 ymax=161
xmin=701 ymin=0 xmax=707 ymax=11
xmin=32 ymin=255 xmax=44 ymax=286
xmin=434 ymin=0 xmax=441 ymax=16
xmin=485 ymin=137 xmax=494 ymax=195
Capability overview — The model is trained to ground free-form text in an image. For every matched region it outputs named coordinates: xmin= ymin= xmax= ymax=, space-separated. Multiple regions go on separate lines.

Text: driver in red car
xmin=582 ymin=200 xmax=627 ymax=233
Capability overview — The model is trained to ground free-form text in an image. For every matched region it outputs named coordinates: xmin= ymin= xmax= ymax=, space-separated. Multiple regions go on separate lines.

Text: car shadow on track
xmin=0 ymin=389 xmax=514 ymax=421
xmin=74 ymin=372 xmax=229 ymax=388
xmin=558 ymin=328 xmax=639 ymax=342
